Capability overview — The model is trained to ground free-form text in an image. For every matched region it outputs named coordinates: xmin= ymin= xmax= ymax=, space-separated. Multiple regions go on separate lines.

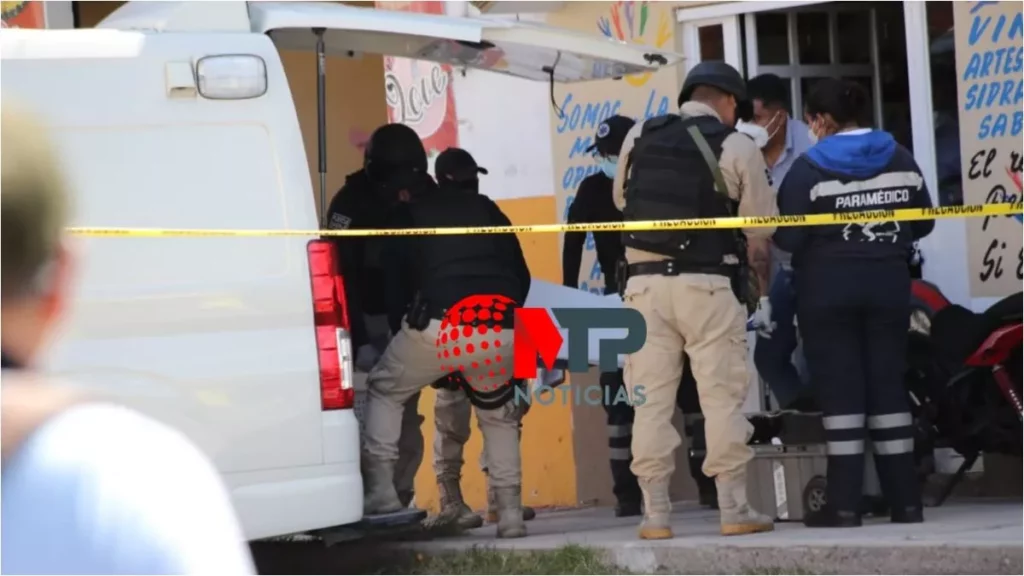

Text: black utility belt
xmin=627 ymin=260 xmax=735 ymax=278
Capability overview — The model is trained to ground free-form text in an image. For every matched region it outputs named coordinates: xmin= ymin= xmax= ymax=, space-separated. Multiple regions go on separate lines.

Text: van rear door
xmin=247 ymin=1 xmax=682 ymax=82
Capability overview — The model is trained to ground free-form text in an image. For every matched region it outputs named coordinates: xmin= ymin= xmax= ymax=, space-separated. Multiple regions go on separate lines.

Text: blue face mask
xmin=599 ymin=156 xmax=618 ymax=179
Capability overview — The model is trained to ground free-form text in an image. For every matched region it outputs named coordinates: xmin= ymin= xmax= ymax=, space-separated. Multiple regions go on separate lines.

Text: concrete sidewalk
xmin=403 ymin=500 xmax=1023 ymax=574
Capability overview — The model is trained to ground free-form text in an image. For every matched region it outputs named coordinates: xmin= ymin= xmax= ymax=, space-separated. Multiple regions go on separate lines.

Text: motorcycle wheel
xmin=906 ymin=289 xmax=950 ymax=480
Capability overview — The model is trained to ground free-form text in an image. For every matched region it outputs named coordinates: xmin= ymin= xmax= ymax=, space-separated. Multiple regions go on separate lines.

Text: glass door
xmin=679 ymin=16 xmax=744 ymax=77
xmin=743 ymin=5 xmax=883 ymax=128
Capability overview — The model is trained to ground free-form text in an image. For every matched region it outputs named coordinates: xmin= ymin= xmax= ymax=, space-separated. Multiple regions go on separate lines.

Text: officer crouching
xmin=361 ymin=147 xmax=533 ymax=539
xmin=612 ymin=62 xmax=778 ymax=539
xmin=775 ymin=78 xmax=935 ymax=528
xmin=425 ymin=147 xmax=537 ymax=531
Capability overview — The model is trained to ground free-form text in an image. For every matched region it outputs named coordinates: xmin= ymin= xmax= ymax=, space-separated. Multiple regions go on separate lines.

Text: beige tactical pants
xmin=364 ymin=314 xmax=424 ymax=499
xmin=365 ymin=319 xmax=521 ymax=489
xmin=395 ymin=393 xmax=425 ymax=498
xmin=433 ymin=388 xmax=488 ymax=481
xmin=623 ymin=273 xmax=754 ymax=483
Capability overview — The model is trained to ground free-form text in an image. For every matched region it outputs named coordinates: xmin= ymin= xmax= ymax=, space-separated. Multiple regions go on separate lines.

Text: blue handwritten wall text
xmin=962 ymin=5 xmax=1024 ymax=140
xmin=557 ymin=87 xmax=672 ymax=293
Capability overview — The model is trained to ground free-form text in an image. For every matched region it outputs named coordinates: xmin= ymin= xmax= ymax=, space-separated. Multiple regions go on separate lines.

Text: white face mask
xmin=807 ymin=128 xmax=819 ymax=145
xmin=736 ymin=120 xmax=770 ymax=149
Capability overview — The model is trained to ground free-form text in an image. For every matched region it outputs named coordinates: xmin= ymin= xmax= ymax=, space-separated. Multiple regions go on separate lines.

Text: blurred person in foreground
xmin=0 ymin=101 xmax=255 ymax=575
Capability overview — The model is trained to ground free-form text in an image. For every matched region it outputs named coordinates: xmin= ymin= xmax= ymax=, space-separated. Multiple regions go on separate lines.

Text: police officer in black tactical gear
xmin=775 ymin=78 xmax=935 ymax=528
xmin=425 ymin=146 xmax=538 ymax=531
xmin=435 ymin=147 xmax=488 ymax=195
xmin=563 ymin=114 xmax=635 ymax=296
xmin=613 ymin=61 xmax=778 ymax=539
xmin=362 ymin=151 xmax=532 ymax=539
xmin=562 ymin=116 xmax=717 ymax=517
xmin=323 ymin=123 xmax=433 ymax=509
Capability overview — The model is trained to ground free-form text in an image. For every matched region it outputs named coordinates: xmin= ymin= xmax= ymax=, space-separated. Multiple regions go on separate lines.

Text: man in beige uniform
xmin=612 ymin=62 xmax=777 ymax=539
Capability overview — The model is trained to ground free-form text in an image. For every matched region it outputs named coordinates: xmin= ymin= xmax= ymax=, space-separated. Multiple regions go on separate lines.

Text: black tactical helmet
xmin=363 ymin=123 xmax=428 ymax=186
xmin=677 ymin=61 xmax=747 ymax=107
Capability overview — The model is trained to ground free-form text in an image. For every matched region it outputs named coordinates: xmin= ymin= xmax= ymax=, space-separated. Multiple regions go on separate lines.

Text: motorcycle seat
xmin=931 ymin=293 xmax=1023 ymax=366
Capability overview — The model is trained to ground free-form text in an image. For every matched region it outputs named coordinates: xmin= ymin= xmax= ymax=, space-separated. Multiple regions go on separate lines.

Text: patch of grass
xmin=395 ymin=544 xmax=631 ymax=575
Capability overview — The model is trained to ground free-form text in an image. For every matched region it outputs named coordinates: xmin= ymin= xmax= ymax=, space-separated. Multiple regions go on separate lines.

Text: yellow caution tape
xmin=66 ymin=202 xmax=1022 ymax=238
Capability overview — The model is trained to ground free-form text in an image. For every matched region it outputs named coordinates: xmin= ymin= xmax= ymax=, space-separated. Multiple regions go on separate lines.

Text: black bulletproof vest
xmin=408 ymin=191 xmax=519 ymax=305
xmin=623 ymin=114 xmax=740 ymax=266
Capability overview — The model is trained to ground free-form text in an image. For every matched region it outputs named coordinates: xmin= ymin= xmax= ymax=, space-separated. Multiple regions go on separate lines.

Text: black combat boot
xmin=615 ymin=500 xmax=643 ymax=517
xmin=610 ymin=457 xmax=643 ymax=517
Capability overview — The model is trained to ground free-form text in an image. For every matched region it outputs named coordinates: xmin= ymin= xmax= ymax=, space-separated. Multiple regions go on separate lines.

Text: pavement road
xmin=254 ymin=499 xmax=1023 ymax=574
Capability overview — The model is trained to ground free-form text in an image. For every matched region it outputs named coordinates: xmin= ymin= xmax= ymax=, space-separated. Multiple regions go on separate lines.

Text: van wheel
xmin=803 ymin=476 xmax=827 ymax=514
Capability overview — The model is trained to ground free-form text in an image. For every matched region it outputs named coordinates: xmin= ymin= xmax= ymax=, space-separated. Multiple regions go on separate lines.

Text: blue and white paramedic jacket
xmin=774 ymin=129 xmax=935 ymax=270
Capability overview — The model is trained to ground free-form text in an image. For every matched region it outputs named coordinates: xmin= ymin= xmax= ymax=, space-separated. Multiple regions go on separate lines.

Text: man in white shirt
xmin=745 ymin=74 xmax=816 ymax=412
xmin=0 ymin=101 xmax=255 ymax=575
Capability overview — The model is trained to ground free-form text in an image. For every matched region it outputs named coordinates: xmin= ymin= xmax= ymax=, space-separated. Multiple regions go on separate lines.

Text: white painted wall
xmin=451 ymin=69 xmax=556 ymax=202
xmin=449 ymin=10 xmax=557 ymax=203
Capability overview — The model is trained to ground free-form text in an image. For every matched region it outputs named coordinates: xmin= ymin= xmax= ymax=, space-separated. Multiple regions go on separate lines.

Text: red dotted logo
xmin=435 ymin=294 xmax=515 ymax=392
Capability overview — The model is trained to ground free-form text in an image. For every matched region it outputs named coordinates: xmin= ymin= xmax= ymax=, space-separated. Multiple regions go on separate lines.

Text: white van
xmin=0 ymin=1 xmax=681 ymax=541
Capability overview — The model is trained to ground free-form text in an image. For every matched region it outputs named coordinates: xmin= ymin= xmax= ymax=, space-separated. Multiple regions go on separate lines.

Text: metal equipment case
xmin=745 ymin=443 xmax=828 ymax=521
xmin=691 ymin=412 xmax=883 ymax=522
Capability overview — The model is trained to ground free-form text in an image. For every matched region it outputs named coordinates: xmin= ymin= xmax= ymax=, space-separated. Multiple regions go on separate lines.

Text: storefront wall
xmin=948 ymin=1 xmax=1022 ymax=304
xmin=674 ymin=0 xmax=1022 ymax=313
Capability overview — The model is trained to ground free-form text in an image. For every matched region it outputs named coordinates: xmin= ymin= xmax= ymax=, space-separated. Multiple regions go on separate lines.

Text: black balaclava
xmin=363 ymin=124 xmax=429 ymax=205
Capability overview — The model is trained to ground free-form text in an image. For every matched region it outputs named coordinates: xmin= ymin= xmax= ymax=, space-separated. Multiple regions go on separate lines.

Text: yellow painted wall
xmin=411 ymin=195 xmax=579 ymax=512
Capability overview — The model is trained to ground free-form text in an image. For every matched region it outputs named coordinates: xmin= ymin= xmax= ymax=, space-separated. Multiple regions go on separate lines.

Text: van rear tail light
xmin=307 ymin=240 xmax=354 ymax=410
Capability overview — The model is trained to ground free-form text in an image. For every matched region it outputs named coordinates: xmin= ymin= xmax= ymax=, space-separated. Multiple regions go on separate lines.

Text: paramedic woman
xmin=774 ymin=78 xmax=934 ymax=528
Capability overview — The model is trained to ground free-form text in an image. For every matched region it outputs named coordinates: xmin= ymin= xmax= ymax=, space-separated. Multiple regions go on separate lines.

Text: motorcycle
xmin=905 ymin=284 xmax=1023 ymax=506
